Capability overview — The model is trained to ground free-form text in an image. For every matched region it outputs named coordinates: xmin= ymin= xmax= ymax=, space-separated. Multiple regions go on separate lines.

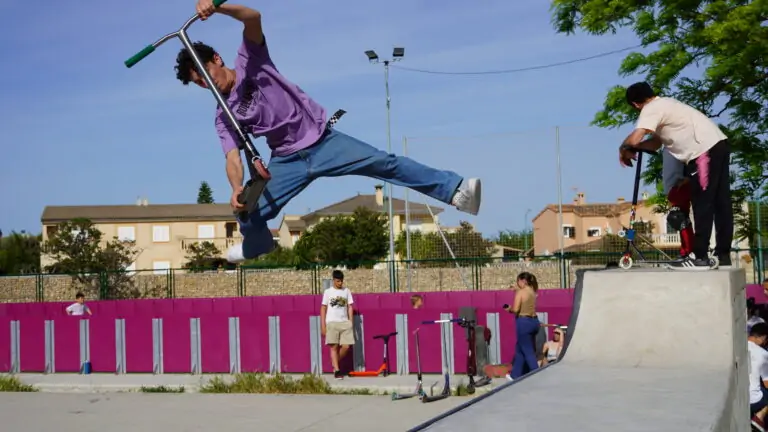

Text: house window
xmin=197 ymin=225 xmax=215 ymax=239
xmin=152 ymin=261 xmax=171 ymax=275
xmin=407 ymin=222 xmax=423 ymax=232
xmin=125 ymin=262 xmax=136 ymax=275
xmin=563 ymin=225 xmax=575 ymax=239
xmin=225 ymin=222 xmax=237 ymax=238
xmin=46 ymin=225 xmax=59 ymax=238
xmin=152 ymin=225 xmax=170 ymax=243
xmin=291 ymin=232 xmax=300 ymax=245
xmin=117 ymin=226 xmax=136 ymax=242
xmin=587 ymin=227 xmax=601 ymax=237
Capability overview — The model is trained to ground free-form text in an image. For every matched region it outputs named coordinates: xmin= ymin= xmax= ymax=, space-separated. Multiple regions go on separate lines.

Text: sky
xmin=0 ymin=0 xmax=651 ymax=238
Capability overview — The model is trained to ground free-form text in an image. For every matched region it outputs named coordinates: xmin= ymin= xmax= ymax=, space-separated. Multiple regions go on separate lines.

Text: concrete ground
xmin=0 ymin=392 xmax=467 ymax=432
xmin=1 ymin=373 xmax=508 ymax=432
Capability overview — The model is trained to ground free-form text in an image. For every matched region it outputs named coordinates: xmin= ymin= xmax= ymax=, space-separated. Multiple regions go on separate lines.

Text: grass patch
xmin=199 ymin=373 xmax=376 ymax=395
xmin=0 ymin=375 xmax=37 ymax=392
xmin=139 ymin=385 xmax=185 ymax=393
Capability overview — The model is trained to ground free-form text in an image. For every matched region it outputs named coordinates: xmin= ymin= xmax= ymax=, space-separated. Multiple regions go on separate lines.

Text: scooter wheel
xmin=619 ymin=256 xmax=633 ymax=270
xmin=617 ymin=230 xmax=626 ymax=238
xmin=707 ymin=255 xmax=719 ymax=269
xmin=252 ymin=159 xmax=272 ymax=181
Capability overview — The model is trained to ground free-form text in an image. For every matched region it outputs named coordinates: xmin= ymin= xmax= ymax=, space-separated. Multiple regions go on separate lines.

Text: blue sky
xmin=0 ymin=0 xmax=649 ymax=238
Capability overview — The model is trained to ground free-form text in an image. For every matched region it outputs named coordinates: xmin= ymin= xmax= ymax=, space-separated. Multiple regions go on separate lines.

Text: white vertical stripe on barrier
xmin=440 ymin=313 xmax=454 ymax=375
xmin=152 ymin=318 xmax=163 ymax=374
xmin=268 ymin=316 xmax=281 ymax=374
xmin=115 ymin=319 xmax=126 ymax=374
xmin=486 ymin=312 xmax=501 ymax=365
xmin=10 ymin=321 xmax=20 ymax=374
xmin=229 ymin=317 xmax=241 ymax=374
xmin=352 ymin=314 xmax=365 ymax=372
xmin=395 ymin=314 xmax=409 ymax=375
xmin=44 ymin=320 xmax=55 ymax=374
xmin=190 ymin=318 xmax=201 ymax=374
xmin=309 ymin=316 xmax=322 ymax=376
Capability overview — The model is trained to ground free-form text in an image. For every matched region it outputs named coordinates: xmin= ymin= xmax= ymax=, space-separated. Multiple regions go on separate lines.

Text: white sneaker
xmin=226 ymin=244 xmax=246 ymax=264
xmin=452 ymin=178 xmax=481 ymax=215
xmin=505 ymin=374 xmax=514 ymax=382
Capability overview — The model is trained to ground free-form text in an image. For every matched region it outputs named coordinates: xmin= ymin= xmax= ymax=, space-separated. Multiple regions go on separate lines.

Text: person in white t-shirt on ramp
xmin=619 ymin=82 xmax=733 ymax=271
xmin=320 ymin=270 xmax=355 ymax=380
xmin=748 ymin=322 xmax=768 ymax=431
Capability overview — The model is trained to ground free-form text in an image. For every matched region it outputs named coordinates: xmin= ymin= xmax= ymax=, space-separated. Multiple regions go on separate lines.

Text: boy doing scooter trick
xmin=174 ymin=1 xmax=482 ymax=263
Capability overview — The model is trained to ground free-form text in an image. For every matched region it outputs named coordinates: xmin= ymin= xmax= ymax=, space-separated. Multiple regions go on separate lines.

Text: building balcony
xmin=180 ymin=237 xmax=241 ymax=252
xmin=649 ymin=233 xmax=681 ymax=245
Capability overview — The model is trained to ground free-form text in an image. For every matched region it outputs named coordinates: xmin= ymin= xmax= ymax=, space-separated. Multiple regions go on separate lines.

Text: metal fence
xmin=0 ymin=249 xmax=765 ymax=303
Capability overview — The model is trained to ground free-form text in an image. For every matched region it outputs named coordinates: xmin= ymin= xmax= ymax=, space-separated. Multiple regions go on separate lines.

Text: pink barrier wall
xmin=0 ymin=285 xmax=760 ymax=374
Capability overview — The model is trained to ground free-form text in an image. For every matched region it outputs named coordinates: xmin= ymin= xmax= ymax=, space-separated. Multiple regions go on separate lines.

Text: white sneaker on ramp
xmin=227 ymin=244 xmax=246 ymax=264
xmin=452 ymin=178 xmax=482 ymax=216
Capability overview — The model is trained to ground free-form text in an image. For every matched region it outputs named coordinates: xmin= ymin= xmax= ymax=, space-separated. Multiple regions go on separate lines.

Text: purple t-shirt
xmin=215 ymin=36 xmax=327 ymax=158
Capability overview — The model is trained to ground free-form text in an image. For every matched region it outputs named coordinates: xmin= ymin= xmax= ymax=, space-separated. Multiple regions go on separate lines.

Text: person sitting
xmin=749 ymin=322 xmax=768 ymax=431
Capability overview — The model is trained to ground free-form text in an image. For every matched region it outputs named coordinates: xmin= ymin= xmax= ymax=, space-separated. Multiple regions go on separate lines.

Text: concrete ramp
xmin=410 ymin=268 xmax=750 ymax=432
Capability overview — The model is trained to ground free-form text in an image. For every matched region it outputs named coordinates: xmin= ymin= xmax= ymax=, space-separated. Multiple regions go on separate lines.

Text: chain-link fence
xmin=0 ymin=248 xmax=765 ymax=303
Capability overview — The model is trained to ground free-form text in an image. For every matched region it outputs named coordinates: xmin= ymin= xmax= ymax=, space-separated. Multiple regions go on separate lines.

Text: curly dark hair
xmin=174 ymin=41 xmax=219 ymax=85
xmin=516 ymin=272 xmax=539 ymax=292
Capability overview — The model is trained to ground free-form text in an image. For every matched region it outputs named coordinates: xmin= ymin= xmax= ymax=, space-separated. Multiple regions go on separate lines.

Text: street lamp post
xmin=524 ymin=208 xmax=532 ymax=254
xmin=555 ymin=126 xmax=567 ymax=288
xmin=365 ymin=47 xmax=405 ymax=293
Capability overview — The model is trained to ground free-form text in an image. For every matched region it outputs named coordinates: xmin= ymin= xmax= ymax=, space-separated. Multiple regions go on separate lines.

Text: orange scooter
xmin=348 ymin=331 xmax=398 ymax=377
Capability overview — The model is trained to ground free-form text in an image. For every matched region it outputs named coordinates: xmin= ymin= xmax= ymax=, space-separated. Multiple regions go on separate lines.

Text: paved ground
xmin=0 ymin=392 xmax=468 ymax=432
xmin=1 ymin=373 xmax=507 ymax=431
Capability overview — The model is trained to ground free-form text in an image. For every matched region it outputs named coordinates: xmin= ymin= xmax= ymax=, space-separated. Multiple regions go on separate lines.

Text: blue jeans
xmin=511 ymin=316 xmax=540 ymax=379
xmin=239 ymin=129 xmax=465 ymax=259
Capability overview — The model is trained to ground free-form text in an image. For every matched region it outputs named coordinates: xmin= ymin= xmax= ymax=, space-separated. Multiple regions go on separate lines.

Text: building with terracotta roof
xmin=531 ymin=191 xmax=681 ymax=256
xmin=275 ymin=185 xmax=444 ymax=248
xmin=39 ymin=185 xmax=447 ymax=271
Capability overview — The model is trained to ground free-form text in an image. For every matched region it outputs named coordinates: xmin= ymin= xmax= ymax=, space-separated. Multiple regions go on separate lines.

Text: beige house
xmin=40 ymin=200 xmax=280 ymax=272
xmin=531 ymin=192 xmax=679 ymax=256
xmin=275 ymin=185 xmax=444 ymax=249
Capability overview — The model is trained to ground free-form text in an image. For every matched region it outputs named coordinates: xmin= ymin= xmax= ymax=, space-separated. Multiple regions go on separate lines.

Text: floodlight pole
xmin=366 ymin=48 xmax=405 ymax=293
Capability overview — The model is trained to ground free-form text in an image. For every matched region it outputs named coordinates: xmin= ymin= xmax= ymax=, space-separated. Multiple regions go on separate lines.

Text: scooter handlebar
xmin=123 ymin=0 xmax=229 ymax=68
xmin=125 ymin=45 xmax=156 ymax=68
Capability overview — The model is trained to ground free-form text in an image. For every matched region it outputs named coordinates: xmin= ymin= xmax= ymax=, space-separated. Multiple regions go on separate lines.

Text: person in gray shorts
xmin=320 ymin=270 xmax=355 ymax=379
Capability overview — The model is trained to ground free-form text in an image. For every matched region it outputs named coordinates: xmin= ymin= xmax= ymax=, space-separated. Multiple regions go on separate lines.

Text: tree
xmin=494 ymin=229 xmax=534 ymax=252
xmin=395 ymin=221 xmax=495 ymax=266
xmin=550 ymin=0 xmax=768 ymax=242
xmin=184 ymin=241 xmax=229 ymax=271
xmin=197 ymin=181 xmax=214 ymax=204
xmin=0 ymin=230 xmax=41 ymax=275
xmin=244 ymin=245 xmax=301 ymax=268
xmin=294 ymin=207 xmax=389 ymax=267
xmin=42 ymin=218 xmax=140 ymax=299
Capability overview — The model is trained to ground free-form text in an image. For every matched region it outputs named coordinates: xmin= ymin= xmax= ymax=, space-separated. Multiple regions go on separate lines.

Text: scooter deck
xmin=235 ymin=177 xmax=268 ymax=217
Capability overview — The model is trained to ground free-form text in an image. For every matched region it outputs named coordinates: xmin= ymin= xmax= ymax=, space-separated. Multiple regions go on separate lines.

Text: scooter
xmin=615 ymin=146 xmax=718 ymax=270
xmin=348 ymin=331 xmax=397 ymax=377
xmin=124 ymin=0 xmax=270 ymax=216
xmin=391 ymin=328 xmax=426 ymax=401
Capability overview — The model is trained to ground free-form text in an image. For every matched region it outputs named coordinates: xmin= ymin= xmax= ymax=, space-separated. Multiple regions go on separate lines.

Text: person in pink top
xmin=174 ymin=1 xmax=482 ymax=263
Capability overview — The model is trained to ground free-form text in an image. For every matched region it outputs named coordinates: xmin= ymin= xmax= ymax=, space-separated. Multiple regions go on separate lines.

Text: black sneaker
xmin=333 ymin=370 xmax=343 ymax=380
xmin=668 ymin=255 xmax=712 ymax=271
xmin=717 ymin=253 xmax=732 ymax=268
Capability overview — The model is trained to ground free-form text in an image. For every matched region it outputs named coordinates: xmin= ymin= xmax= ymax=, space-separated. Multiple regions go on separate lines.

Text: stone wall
xmin=4 ymin=260 xmax=752 ymax=302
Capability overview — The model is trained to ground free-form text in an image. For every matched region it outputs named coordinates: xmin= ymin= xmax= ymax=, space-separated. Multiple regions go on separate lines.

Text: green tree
xmin=294 ymin=207 xmax=389 ymax=267
xmin=245 ymin=245 xmax=301 ymax=268
xmin=42 ymin=218 xmax=141 ymax=299
xmin=494 ymin=229 xmax=534 ymax=253
xmin=197 ymin=181 xmax=215 ymax=204
xmin=184 ymin=241 xmax=229 ymax=271
xmin=395 ymin=221 xmax=495 ymax=266
xmin=0 ymin=230 xmax=41 ymax=275
xmin=550 ymin=0 xmax=768 ymax=242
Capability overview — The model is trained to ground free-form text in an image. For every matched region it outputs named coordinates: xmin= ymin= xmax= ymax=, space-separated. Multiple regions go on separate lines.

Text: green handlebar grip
xmin=212 ymin=0 xmax=228 ymax=6
xmin=124 ymin=45 xmax=156 ymax=68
